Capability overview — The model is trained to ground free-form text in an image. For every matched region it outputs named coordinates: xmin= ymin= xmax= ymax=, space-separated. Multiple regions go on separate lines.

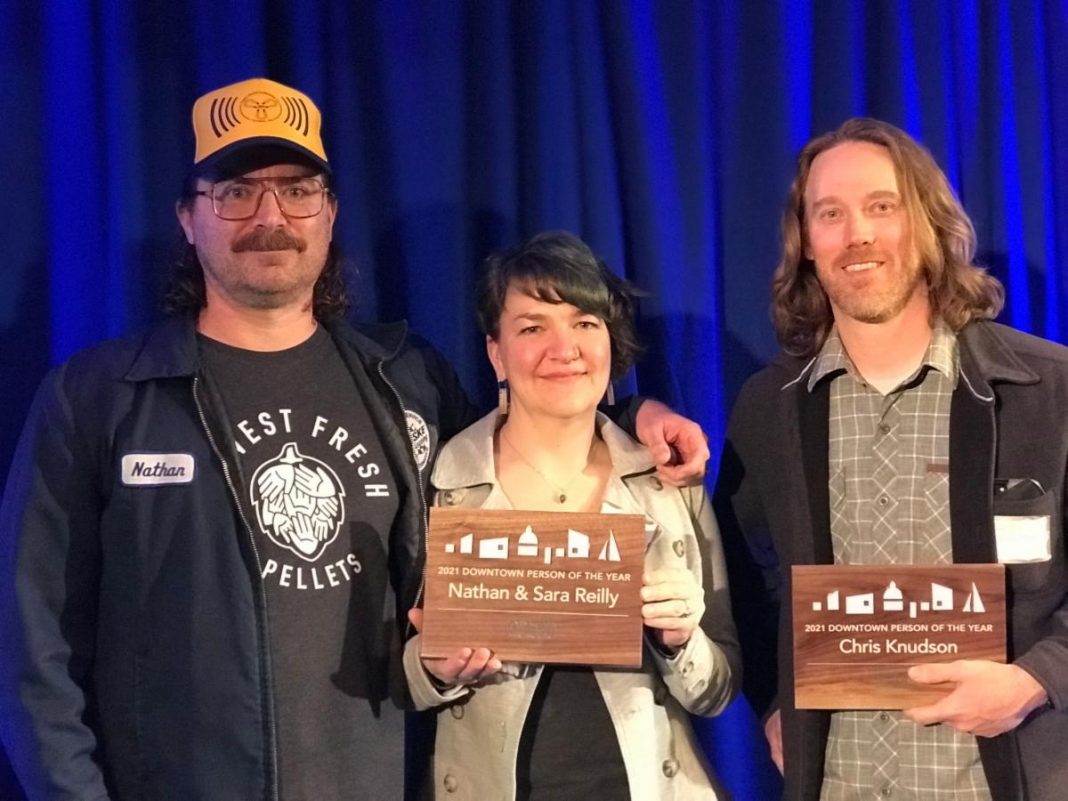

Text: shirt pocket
xmin=992 ymin=489 xmax=1056 ymax=593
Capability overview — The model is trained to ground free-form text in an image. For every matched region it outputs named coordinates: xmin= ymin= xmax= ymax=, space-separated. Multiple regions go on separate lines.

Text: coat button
xmin=662 ymin=758 xmax=679 ymax=778
xmin=442 ymin=490 xmax=457 ymax=505
xmin=450 ymin=704 xmax=465 ymax=719
xmin=443 ymin=774 xmax=458 ymax=793
xmin=681 ymin=661 xmax=694 ymax=677
xmin=650 ymin=476 xmax=664 ymax=491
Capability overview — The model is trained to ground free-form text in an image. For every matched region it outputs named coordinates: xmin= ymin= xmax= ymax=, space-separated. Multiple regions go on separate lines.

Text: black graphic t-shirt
xmin=200 ymin=327 xmax=402 ymax=801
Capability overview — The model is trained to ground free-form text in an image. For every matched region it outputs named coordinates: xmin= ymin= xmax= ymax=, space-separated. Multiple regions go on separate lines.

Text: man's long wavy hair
xmin=163 ymin=185 xmax=350 ymax=321
xmin=771 ymin=117 xmax=1004 ymax=357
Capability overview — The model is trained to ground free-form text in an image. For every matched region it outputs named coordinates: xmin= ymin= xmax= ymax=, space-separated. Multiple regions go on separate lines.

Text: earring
xmin=604 ymin=382 xmax=616 ymax=406
xmin=497 ymin=379 xmax=510 ymax=416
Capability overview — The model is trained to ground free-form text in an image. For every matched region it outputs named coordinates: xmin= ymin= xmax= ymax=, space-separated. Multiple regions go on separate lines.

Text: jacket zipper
xmin=377 ymin=361 xmax=429 ymax=638
xmin=192 ymin=376 xmax=280 ymax=801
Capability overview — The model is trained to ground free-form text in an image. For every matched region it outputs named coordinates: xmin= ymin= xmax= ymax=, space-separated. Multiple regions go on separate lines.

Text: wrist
xmin=648 ymin=629 xmax=685 ymax=658
xmin=423 ymin=664 xmax=458 ymax=691
xmin=1013 ymin=664 xmax=1050 ymax=712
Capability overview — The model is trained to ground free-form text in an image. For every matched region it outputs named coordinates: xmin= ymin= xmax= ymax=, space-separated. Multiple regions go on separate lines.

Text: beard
xmin=818 ymin=249 xmax=926 ymax=325
xmin=199 ymin=232 xmax=325 ymax=311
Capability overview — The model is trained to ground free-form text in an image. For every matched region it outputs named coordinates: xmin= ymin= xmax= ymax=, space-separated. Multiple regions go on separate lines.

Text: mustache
xmin=833 ymin=249 xmax=887 ymax=270
xmin=232 ymin=228 xmax=307 ymax=253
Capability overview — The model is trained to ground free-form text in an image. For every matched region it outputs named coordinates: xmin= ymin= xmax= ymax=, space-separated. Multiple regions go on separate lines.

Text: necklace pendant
xmin=557 ymin=492 xmax=567 ymax=504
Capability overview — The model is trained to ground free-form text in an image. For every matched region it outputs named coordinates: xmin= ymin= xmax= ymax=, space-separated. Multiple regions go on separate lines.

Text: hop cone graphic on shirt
xmin=251 ymin=442 xmax=346 ymax=562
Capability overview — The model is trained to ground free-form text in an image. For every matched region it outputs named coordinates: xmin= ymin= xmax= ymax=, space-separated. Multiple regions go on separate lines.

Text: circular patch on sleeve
xmin=405 ymin=410 xmax=431 ymax=471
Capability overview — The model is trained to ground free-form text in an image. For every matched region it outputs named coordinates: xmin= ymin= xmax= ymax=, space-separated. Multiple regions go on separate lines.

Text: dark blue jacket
xmin=0 ymin=316 xmax=479 ymax=801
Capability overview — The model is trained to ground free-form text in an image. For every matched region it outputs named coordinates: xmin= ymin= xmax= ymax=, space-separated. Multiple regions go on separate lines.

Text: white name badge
xmin=994 ymin=515 xmax=1051 ymax=563
xmin=121 ymin=453 xmax=196 ymax=486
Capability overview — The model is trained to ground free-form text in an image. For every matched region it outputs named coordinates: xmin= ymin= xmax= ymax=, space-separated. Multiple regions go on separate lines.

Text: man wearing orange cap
xmin=0 ymin=78 xmax=710 ymax=800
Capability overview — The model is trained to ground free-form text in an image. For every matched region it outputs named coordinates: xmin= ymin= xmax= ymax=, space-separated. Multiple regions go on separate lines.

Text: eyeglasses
xmin=192 ymin=176 xmax=333 ymax=220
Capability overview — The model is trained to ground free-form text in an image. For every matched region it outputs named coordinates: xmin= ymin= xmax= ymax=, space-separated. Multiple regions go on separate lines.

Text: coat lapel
xmin=948 ymin=382 xmax=998 ymax=563
xmin=789 ymin=378 xmax=833 ymax=565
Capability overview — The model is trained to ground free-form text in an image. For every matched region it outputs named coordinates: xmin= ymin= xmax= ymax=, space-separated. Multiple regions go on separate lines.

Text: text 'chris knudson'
xmin=838 ymin=638 xmax=958 ymax=655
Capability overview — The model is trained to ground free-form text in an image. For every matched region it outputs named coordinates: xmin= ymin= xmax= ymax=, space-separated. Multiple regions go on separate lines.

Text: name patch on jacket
xmin=121 ymin=453 xmax=195 ymax=485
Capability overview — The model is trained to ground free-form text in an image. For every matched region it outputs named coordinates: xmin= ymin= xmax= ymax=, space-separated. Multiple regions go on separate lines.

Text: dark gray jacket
xmin=714 ymin=321 xmax=1068 ymax=801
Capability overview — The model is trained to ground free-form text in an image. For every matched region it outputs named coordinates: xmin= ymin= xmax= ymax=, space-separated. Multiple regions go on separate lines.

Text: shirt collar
xmin=430 ymin=410 xmax=655 ymax=491
xmin=807 ymin=319 xmax=959 ymax=392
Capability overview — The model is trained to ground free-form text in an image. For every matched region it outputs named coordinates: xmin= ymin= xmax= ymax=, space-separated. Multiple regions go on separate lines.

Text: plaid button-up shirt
xmin=809 ymin=323 xmax=991 ymax=801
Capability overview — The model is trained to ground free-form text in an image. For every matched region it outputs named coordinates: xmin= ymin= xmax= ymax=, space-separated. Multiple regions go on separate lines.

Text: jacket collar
xmin=125 ymin=316 xmax=201 ymax=381
xmin=431 ymin=410 xmax=655 ymax=491
xmin=328 ymin=318 xmax=410 ymax=362
xmin=956 ymin=320 xmax=1040 ymax=402
xmin=123 ymin=315 xmax=411 ymax=382
xmin=777 ymin=319 xmax=1040 ymax=397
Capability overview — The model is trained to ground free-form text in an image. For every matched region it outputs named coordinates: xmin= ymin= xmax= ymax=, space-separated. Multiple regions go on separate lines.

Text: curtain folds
xmin=2 ymin=2 xmax=1065 ymax=798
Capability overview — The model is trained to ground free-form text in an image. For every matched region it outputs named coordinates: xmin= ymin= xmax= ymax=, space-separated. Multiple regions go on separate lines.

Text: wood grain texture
xmin=792 ymin=564 xmax=1006 ymax=709
xmin=422 ymin=507 xmax=646 ymax=666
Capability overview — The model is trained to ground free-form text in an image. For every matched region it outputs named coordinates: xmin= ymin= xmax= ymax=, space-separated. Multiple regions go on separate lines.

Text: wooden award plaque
xmin=792 ymin=564 xmax=1006 ymax=709
xmin=421 ymin=507 xmax=646 ymax=666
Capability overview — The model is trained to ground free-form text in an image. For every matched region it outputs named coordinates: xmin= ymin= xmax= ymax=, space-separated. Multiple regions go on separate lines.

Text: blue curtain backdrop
xmin=1 ymin=1 xmax=1065 ymax=798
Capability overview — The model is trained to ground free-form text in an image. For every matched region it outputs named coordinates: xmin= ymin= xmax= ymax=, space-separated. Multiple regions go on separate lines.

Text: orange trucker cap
xmin=190 ymin=78 xmax=330 ymax=177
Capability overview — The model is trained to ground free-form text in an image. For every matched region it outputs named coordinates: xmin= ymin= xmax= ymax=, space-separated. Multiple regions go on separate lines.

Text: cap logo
xmin=191 ymin=78 xmax=328 ymax=170
xmin=240 ymin=91 xmax=282 ymax=123
xmin=207 ymin=91 xmax=311 ymax=140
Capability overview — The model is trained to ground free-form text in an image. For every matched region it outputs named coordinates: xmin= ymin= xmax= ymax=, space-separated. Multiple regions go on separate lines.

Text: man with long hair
xmin=716 ymin=118 xmax=1067 ymax=801
xmin=0 ymin=78 xmax=708 ymax=800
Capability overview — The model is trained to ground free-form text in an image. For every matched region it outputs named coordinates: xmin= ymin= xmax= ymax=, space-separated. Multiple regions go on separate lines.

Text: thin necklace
xmin=501 ymin=431 xmax=599 ymax=504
